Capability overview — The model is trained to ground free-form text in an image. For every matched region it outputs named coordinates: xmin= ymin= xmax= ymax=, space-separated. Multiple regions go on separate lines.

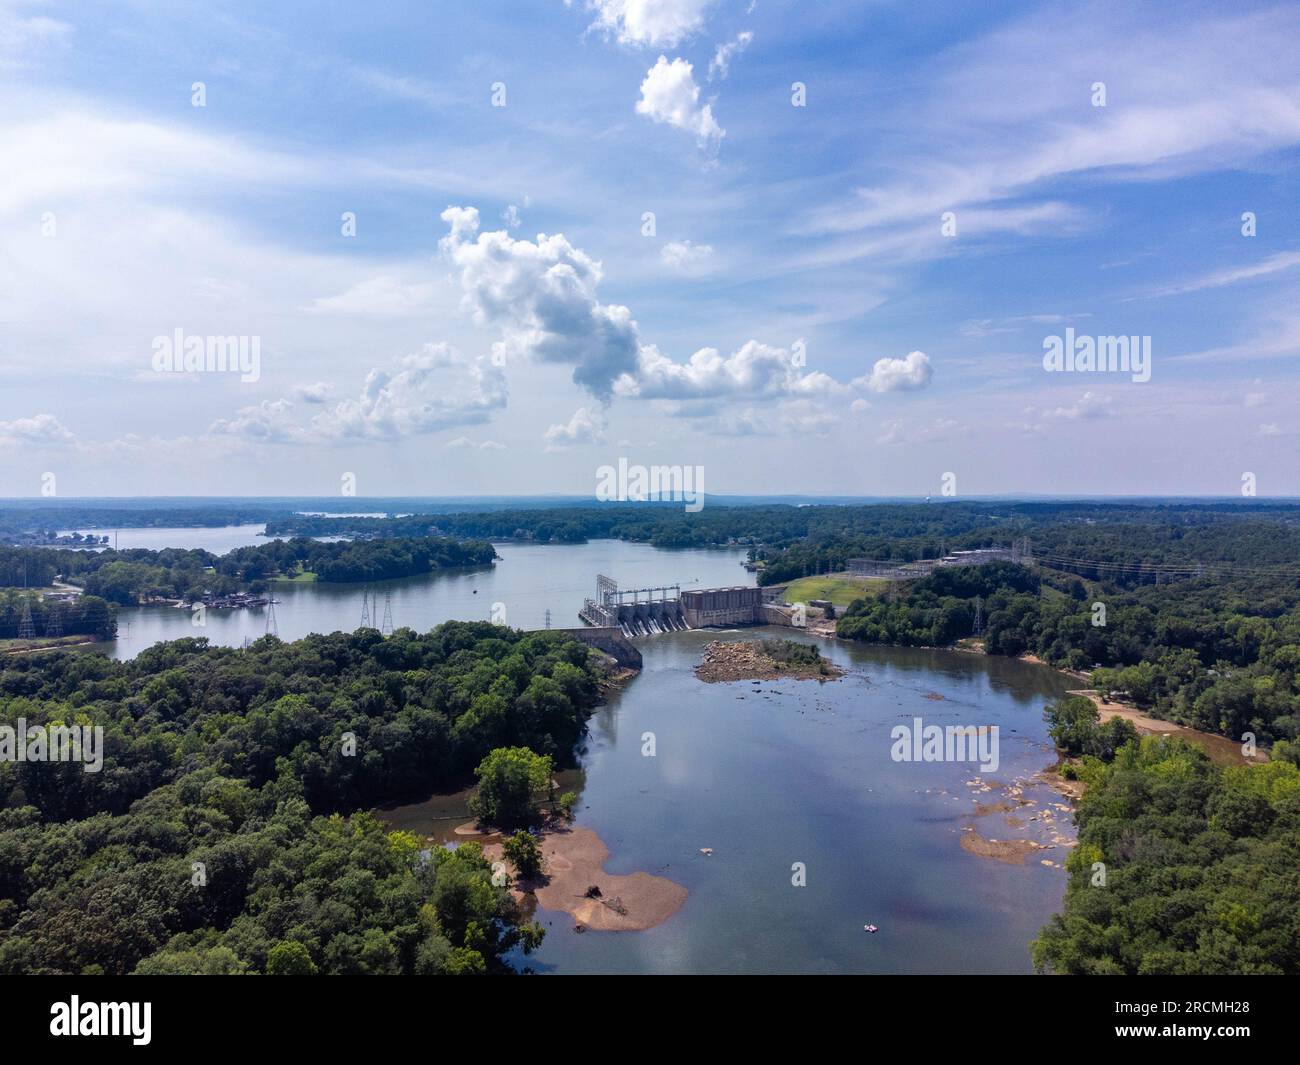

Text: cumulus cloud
xmin=310 ymin=343 xmax=506 ymax=441
xmin=543 ymin=406 xmax=606 ymax=450
xmin=0 ymin=413 xmax=76 ymax=448
xmin=708 ymin=30 xmax=752 ymax=80
xmin=660 ymin=239 xmax=713 ymax=271
xmin=291 ymin=381 xmax=333 ymax=404
xmin=208 ymin=344 xmax=506 ymax=444
xmin=440 ymin=205 xmax=641 ymax=400
xmin=1049 ymin=391 xmax=1114 ymax=420
xmin=438 ymin=206 xmax=872 ymax=409
xmin=854 ymin=351 xmax=933 ymax=393
xmin=575 ymin=0 xmax=714 ymax=48
xmin=635 ymin=56 xmax=723 ymax=146
xmin=622 ymin=340 xmax=840 ymax=402
xmin=208 ymin=399 xmax=303 ymax=443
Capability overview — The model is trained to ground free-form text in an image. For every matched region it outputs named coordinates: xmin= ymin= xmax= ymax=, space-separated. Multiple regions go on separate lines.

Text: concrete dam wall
xmin=580 ymin=579 xmax=792 ymax=638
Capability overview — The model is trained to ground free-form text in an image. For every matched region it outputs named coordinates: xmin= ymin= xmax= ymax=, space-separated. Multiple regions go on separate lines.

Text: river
xmin=98 ymin=529 xmax=1073 ymax=972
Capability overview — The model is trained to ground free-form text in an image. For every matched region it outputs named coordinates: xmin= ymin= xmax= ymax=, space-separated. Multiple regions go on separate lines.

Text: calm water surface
xmin=105 ymin=539 xmax=754 ymax=659
xmin=513 ymin=631 xmax=1074 ymax=975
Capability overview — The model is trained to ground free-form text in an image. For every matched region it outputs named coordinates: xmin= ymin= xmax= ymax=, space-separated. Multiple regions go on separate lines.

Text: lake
xmin=105 ymin=538 xmax=757 ymax=658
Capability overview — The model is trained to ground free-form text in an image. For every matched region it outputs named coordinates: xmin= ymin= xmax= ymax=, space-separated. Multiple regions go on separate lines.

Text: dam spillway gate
xmin=579 ymin=574 xmax=785 ymax=637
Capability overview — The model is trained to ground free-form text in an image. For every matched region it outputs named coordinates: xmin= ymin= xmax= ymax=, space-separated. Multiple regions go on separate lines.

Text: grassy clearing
xmin=271 ymin=569 xmax=318 ymax=583
xmin=780 ymin=575 xmax=886 ymax=609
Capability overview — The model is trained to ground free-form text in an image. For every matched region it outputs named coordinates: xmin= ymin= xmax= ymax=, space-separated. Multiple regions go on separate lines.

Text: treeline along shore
xmin=0 ymin=537 xmax=497 ymax=608
xmin=0 ymin=623 xmax=609 ymax=975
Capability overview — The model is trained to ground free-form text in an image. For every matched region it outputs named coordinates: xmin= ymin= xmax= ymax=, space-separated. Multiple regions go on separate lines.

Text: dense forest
xmin=0 ymin=591 xmax=116 ymax=641
xmin=836 ymin=562 xmax=1300 ymax=749
xmin=0 ymin=537 xmax=496 ymax=607
xmin=261 ymin=502 xmax=1300 ymax=591
xmin=0 ymin=623 xmax=606 ymax=974
xmin=1032 ymin=725 xmax=1300 ymax=975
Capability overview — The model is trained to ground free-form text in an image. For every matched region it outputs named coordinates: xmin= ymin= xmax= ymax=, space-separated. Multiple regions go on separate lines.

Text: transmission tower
xmin=265 ymin=596 xmax=279 ymax=637
xmin=380 ymin=592 xmax=394 ymax=636
xmin=360 ymin=591 xmax=371 ymax=628
xmin=972 ymin=595 xmax=984 ymax=637
xmin=17 ymin=564 xmax=35 ymax=640
xmin=544 ymin=608 xmax=552 ymax=630
xmin=17 ymin=598 xmax=35 ymax=640
xmin=44 ymin=602 xmax=62 ymax=638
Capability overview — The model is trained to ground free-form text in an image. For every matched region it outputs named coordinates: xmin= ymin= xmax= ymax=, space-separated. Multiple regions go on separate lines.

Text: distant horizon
xmin=4 ymin=494 xmax=1300 ymax=505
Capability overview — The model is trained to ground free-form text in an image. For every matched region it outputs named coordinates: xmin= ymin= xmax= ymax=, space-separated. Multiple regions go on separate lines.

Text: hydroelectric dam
xmin=578 ymin=574 xmax=792 ymax=637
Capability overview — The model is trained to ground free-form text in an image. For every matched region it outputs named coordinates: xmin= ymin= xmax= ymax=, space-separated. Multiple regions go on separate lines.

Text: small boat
xmin=863 ymin=924 xmax=879 ymax=934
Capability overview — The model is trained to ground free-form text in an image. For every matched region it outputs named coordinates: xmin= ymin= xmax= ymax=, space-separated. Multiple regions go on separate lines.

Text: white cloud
xmin=660 ymin=238 xmax=713 ymax=271
xmin=708 ymin=30 xmax=752 ymax=80
xmin=544 ymin=406 xmax=606 ymax=450
xmin=623 ymin=341 xmax=840 ymax=402
xmin=439 ymin=207 xmax=864 ymax=407
xmin=292 ymin=382 xmax=333 ymax=404
xmin=310 ymin=343 xmax=506 ymax=441
xmin=447 ymin=436 xmax=507 ymax=450
xmin=802 ymin=5 xmax=1300 ymax=273
xmin=439 ymin=206 xmax=641 ymax=400
xmin=447 ymin=434 xmax=506 ymax=449
xmin=208 ymin=399 xmax=302 ymax=444
xmin=635 ymin=56 xmax=723 ymax=147
xmin=0 ymin=412 xmax=76 ymax=448
xmin=1049 ymin=391 xmax=1115 ymax=420
xmin=576 ymin=0 xmax=714 ymax=48
xmin=854 ymin=351 xmax=933 ymax=394
xmin=1141 ymin=251 xmax=1300 ymax=299
xmin=207 ymin=345 xmax=507 ymax=445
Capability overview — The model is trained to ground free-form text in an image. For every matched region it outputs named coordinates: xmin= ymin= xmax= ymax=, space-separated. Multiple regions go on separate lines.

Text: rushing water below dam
xmin=97 ymin=530 xmax=1073 ymax=972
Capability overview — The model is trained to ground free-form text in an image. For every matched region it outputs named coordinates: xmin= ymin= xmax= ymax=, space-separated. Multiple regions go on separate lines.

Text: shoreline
xmin=814 ymin=627 xmax=1264 ymax=767
xmin=480 ymin=822 xmax=688 ymax=932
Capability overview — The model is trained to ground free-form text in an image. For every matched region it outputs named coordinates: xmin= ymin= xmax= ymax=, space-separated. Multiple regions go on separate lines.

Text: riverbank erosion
xmin=484 ymin=824 xmax=688 ymax=932
xmin=695 ymin=637 xmax=844 ymax=683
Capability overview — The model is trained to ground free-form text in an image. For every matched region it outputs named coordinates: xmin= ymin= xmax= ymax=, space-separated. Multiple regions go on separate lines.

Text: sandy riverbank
xmin=1063 ymin=687 xmax=1266 ymax=765
xmin=482 ymin=823 xmax=688 ymax=932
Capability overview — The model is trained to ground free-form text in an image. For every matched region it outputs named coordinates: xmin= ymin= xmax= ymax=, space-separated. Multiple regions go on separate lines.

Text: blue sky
xmin=1 ymin=0 xmax=1299 ymax=497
